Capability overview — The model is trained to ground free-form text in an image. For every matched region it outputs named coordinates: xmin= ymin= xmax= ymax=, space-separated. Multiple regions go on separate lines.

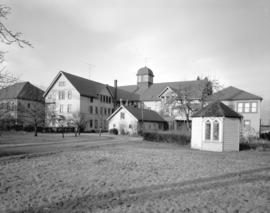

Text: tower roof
xmin=136 ymin=66 xmax=154 ymax=77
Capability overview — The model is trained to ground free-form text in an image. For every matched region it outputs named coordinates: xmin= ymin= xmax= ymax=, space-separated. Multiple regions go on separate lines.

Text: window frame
xmin=68 ymin=90 xmax=72 ymax=99
xmin=237 ymin=101 xmax=258 ymax=113
xmin=213 ymin=120 xmax=220 ymax=141
xmin=204 ymin=120 xmax=211 ymax=141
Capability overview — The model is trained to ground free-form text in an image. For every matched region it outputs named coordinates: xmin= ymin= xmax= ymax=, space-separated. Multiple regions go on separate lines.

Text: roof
xmin=44 ymin=71 xmax=139 ymax=101
xmin=62 ymin=71 xmax=109 ymax=98
xmin=191 ymin=101 xmax=242 ymax=118
xmin=108 ymin=105 xmax=167 ymax=123
xmin=0 ymin=82 xmax=44 ymax=102
xmin=207 ymin=86 xmax=263 ymax=101
xmin=137 ymin=66 xmax=154 ymax=77
xmin=119 ymin=79 xmax=207 ymax=101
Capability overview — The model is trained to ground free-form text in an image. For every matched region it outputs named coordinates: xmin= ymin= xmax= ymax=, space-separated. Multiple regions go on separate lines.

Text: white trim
xmin=106 ymin=105 xmax=139 ymax=122
xmin=158 ymin=86 xmax=176 ymax=98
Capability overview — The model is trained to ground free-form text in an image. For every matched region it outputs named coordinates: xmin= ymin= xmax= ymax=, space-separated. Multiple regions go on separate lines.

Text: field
xmin=0 ymin=133 xmax=270 ymax=212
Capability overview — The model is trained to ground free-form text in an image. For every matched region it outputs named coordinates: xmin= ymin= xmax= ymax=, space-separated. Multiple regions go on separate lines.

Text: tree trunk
xmin=62 ymin=128 xmax=64 ymax=138
xmin=99 ymin=127 xmax=102 ymax=137
xmin=34 ymin=125 xmax=38 ymax=137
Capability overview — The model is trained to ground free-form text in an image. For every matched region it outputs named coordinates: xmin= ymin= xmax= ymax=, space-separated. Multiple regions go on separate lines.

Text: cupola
xmin=136 ymin=66 xmax=154 ymax=88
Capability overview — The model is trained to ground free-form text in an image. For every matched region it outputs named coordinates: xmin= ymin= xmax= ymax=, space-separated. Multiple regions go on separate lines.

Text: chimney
xmin=114 ymin=80 xmax=118 ymax=108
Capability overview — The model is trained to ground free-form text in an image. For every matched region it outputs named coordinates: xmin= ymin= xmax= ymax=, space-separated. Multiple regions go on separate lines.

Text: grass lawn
xmin=0 ymin=134 xmax=269 ymax=212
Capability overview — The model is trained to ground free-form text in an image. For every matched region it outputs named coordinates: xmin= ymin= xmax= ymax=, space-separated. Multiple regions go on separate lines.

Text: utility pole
xmin=82 ymin=61 xmax=95 ymax=79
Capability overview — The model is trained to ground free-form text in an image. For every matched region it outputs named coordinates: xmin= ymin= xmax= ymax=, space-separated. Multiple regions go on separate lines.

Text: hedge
xmin=142 ymin=131 xmax=191 ymax=145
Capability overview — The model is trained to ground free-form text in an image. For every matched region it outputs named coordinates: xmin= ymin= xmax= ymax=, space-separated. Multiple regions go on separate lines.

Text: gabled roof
xmin=107 ymin=105 xmax=167 ymax=123
xmin=192 ymin=101 xmax=242 ymax=118
xmin=207 ymin=86 xmax=262 ymax=101
xmin=119 ymin=79 xmax=207 ymax=101
xmin=44 ymin=71 xmax=139 ymax=100
xmin=0 ymin=82 xmax=44 ymax=102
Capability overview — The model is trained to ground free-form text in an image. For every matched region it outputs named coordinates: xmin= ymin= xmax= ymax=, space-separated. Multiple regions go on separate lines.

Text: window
xmin=205 ymin=120 xmax=211 ymax=140
xmin=89 ymin=120 xmax=93 ymax=128
xmin=59 ymin=81 xmax=65 ymax=86
xmin=68 ymin=91 xmax=72 ymax=99
xmin=129 ymin=124 xmax=132 ymax=129
xmin=244 ymin=102 xmax=250 ymax=113
xmin=109 ymin=97 xmax=111 ymax=103
xmin=67 ymin=104 xmax=72 ymax=113
xmin=213 ymin=120 xmax=219 ymax=141
xmin=95 ymin=119 xmax=98 ymax=129
xmin=108 ymin=108 xmax=111 ymax=115
xmin=59 ymin=91 xmax=65 ymax=100
xmin=251 ymin=102 xmax=257 ymax=112
xmin=27 ymin=103 xmax=31 ymax=109
xmin=104 ymin=108 xmax=107 ymax=115
xmin=60 ymin=105 xmax=64 ymax=113
xmin=120 ymin=112 xmax=125 ymax=119
xmin=104 ymin=120 xmax=106 ymax=129
xmin=95 ymin=106 xmax=98 ymax=114
xmin=237 ymin=103 xmax=243 ymax=112
xmin=244 ymin=120 xmax=251 ymax=128
xmin=90 ymin=97 xmax=93 ymax=103
xmin=238 ymin=102 xmax=257 ymax=113
xmin=100 ymin=107 xmax=103 ymax=115
xmin=99 ymin=95 xmax=102 ymax=102
xmin=89 ymin=106 xmax=93 ymax=114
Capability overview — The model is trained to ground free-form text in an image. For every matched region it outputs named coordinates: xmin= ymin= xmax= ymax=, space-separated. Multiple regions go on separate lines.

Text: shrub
xmin=260 ymin=132 xmax=270 ymax=141
xmin=240 ymin=137 xmax=270 ymax=151
xmin=142 ymin=131 xmax=191 ymax=145
xmin=109 ymin=128 xmax=118 ymax=135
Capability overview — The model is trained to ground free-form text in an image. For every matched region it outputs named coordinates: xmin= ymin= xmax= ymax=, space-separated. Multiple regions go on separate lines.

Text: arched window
xmin=213 ymin=120 xmax=220 ymax=141
xmin=205 ymin=120 xmax=211 ymax=140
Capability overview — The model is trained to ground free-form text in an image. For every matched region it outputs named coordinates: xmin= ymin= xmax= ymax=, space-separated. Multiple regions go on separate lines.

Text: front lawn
xmin=0 ymin=139 xmax=269 ymax=212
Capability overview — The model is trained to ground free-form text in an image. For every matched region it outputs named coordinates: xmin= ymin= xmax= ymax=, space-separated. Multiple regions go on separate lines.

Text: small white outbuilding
xmin=107 ymin=105 xmax=167 ymax=135
xmin=191 ymin=101 xmax=242 ymax=152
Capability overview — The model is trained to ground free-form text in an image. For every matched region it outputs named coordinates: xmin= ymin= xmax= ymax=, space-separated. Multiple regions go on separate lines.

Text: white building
xmin=207 ymin=86 xmax=263 ymax=136
xmin=0 ymin=82 xmax=44 ymax=128
xmin=191 ymin=101 xmax=242 ymax=152
xmin=107 ymin=105 xmax=167 ymax=135
xmin=43 ymin=71 xmax=138 ymax=131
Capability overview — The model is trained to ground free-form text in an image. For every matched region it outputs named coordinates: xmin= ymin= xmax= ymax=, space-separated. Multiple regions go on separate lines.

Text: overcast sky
xmin=1 ymin=0 xmax=270 ymax=123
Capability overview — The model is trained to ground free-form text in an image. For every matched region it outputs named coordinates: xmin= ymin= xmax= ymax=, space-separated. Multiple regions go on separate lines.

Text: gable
xmin=44 ymin=73 xmax=80 ymax=100
xmin=158 ymin=86 xmax=178 ymax=99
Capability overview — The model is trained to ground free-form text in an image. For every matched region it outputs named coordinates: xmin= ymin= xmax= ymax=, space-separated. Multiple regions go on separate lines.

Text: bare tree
xmin=0 ymin=5 xmax=31 ymax=89
xmin=0 ymin=5 xmax=31 ymax=51
xmin=69 ymin=112 xmax=88 ymax=136
xmin=160 ymin=77 xmax=222 ymax=130
xmin=45 ymin=105 xmax=66 ymax=138
xmin=17 ymin=103 xmax=45 ymax=137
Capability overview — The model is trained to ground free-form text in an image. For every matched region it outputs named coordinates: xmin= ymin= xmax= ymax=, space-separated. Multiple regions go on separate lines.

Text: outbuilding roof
xmin=191 ymin=101 xmax=242 ymax=118
xmin=107 ymin=105 xmax=167 ymax=123
xmin=0 ymin=82 xmax=44 ymax=102
xmin=207 ymin=86 xmax=262 ymax=101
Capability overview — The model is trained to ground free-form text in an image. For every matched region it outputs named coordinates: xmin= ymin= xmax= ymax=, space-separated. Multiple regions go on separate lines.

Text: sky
xmin=1 ymin=0 xmax=270 ymax=124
